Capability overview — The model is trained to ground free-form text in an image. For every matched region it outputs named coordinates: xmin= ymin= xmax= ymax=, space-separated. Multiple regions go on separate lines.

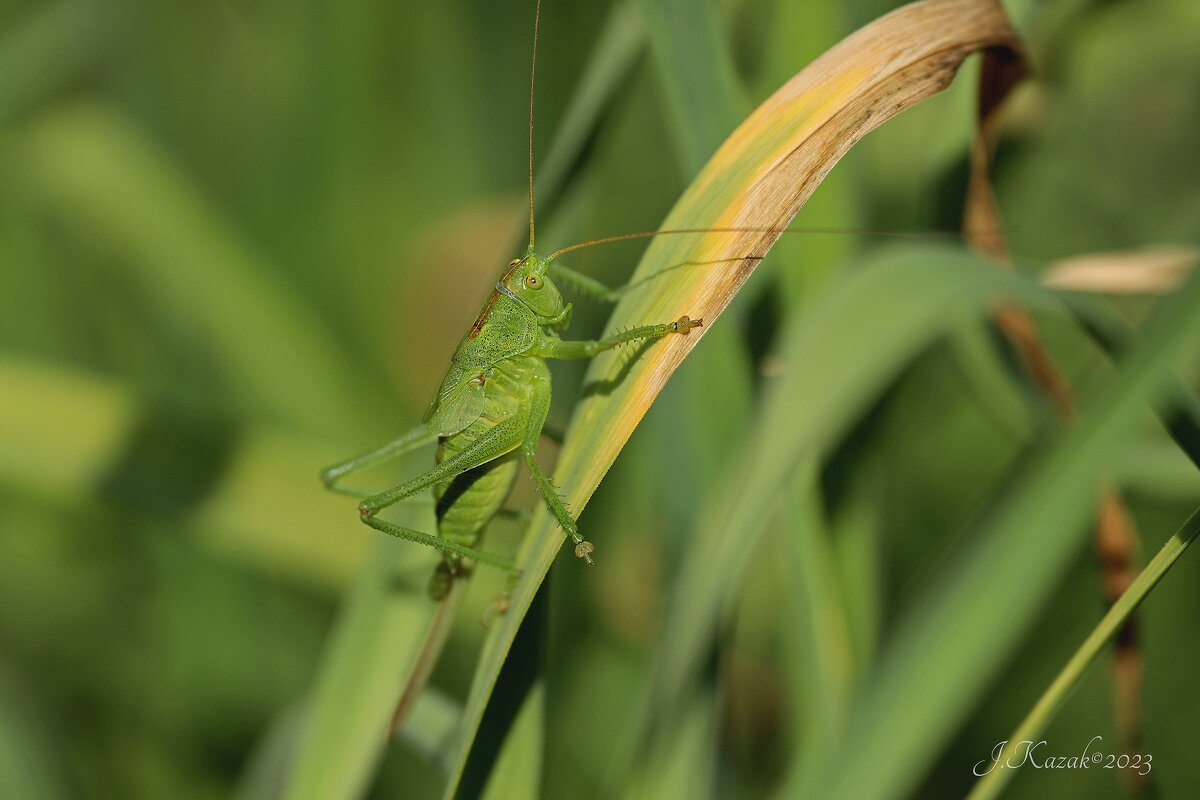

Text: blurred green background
xmin=2 ymin=0 xmax=1199 ymax=798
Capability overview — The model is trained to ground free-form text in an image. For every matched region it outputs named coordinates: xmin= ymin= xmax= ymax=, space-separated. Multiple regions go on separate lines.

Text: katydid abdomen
xmin=428 ymin=354 xmax=548 ymax=599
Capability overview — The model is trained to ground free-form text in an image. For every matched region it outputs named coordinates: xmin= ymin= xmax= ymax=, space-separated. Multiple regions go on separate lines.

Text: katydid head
xmin=499 ymin=253 xmax=569 ymax=323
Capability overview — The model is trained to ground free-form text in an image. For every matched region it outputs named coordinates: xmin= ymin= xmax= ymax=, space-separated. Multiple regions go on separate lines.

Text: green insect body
xmin=322 ymin=248 xmax=702 ymax=599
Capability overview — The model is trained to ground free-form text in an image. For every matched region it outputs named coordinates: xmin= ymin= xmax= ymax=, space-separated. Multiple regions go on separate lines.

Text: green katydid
xmin=321 ymin=246 xmax=703 ymax=598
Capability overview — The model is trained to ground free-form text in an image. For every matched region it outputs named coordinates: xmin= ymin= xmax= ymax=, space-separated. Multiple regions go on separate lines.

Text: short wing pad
xmin=425 ymin=367 xmax=486 ymax=437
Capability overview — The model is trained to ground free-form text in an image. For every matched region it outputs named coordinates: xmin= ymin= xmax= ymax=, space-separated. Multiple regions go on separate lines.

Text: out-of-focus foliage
xmin=1 ymin=0 xmax=1198 ymax=799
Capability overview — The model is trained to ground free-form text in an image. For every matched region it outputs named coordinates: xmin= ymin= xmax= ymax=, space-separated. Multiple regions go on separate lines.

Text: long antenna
xmin=546 ymin=226 xmax=972 ymax=261
xmin=528 ymin=0 xmax=542 ymax=249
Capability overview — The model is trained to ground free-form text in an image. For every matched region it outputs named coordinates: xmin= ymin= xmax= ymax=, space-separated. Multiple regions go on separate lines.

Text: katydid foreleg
xmin=538 ymin=315 xmax=703 ymax=360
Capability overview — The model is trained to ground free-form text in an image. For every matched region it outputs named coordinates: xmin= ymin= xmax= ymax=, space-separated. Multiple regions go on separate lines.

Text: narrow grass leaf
xmin=479 ymin=682 xmax=544 ymax=800
xmin=631 ymin=248 xmax=1047 ymax=775
xmin=801 ymin=266 xmax=1200 ymax=800
xmin=623 ymin=699 xmax=715 ymax=800
xmin=640 ymin=0 xmax=746 ymax=175
xmin=968 ymin=507 xmax=1200 ymax=800
xmin=531 ymin=0 xmax=645 ymax=235
xmin=1060 ymin=293 xmax=1200 ymax=471
xmin=780 ymin=462 xmax=856 ymax=775
xmin=236 ymin=703 xmax=306 ymax=800
xmin=283 ymin=532 xmax=442 ymax=800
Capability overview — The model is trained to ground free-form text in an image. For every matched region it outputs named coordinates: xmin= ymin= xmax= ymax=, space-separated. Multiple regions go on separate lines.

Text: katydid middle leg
xmin=521 ymin=372 xmax=596 ymax=565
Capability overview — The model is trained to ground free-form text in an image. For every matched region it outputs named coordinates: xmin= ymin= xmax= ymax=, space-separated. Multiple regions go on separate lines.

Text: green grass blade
xmin=967 ymin=507 xmax=1200 ymax=800
xmin=628 ymin=247 xmax=1047 ymax=773
xmin=395 ymin=689 xmax=460 ymax=769
xmin=479 ymin=682 xmax=544 ymax=800
xmin=532 ymin=0 xmax=645 ymax=227
xmin=236 ymin=703 xmax=306 ymax=800
xmin=780 ymin=462 xmax=857 ymax=776
xmin=283 ymin=535 xmax=442 ymax=800
xmin=641 ymin=0 xmax=746 ymax=175
xmin=799 ymin=265 xmax=1200 ymax=800
xmin=623 ymin=699 xmax=716 ymax=800
xmin=1060 ymin=292 xmax=1200 ymax=470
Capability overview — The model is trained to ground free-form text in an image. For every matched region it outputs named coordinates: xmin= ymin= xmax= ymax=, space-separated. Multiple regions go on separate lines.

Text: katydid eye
xmin=525 ymin=274 xmax=543 ymax=290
